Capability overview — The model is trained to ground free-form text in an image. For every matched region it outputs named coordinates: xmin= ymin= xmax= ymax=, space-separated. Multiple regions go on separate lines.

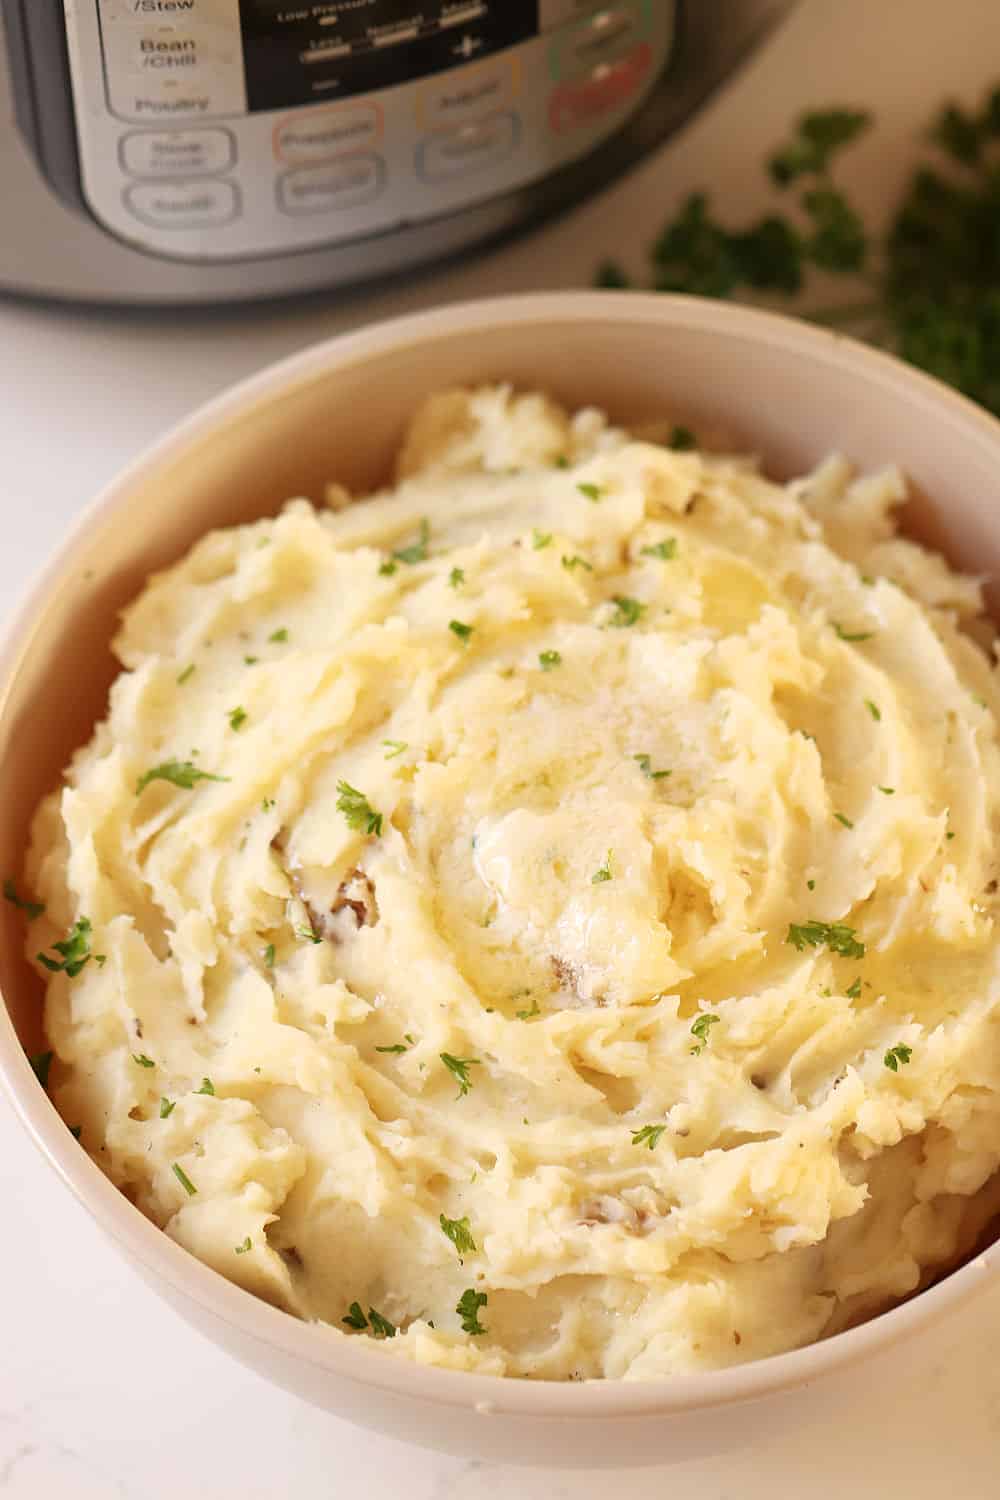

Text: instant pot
xmin=0 ymin=1 xmax=793 ymax=304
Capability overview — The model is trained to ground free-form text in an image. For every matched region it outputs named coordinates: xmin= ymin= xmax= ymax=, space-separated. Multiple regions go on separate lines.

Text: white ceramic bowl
xmin=2 ymin=293 xmax=1000 ymax=1469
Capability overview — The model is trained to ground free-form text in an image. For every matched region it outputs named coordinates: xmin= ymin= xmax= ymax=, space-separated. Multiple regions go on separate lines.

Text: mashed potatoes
xmin=23 ymin=387 xmax=1000 ymax=1380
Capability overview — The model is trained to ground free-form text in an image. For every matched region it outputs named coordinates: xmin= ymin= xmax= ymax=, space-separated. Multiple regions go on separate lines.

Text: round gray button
xmin=277 ymin=155 xmax=385 ymax=215
xmin=119 ymin=127 xmax=236 ymax=178
xmin=124 ymin=178 xmax=240 ymax=228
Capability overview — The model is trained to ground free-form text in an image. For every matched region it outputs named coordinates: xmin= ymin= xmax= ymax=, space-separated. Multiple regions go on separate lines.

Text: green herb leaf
xmin=342 ymin=1302 xmax=368 ymax=1330
xmin=690 ymin=1013 xmax=720 ymax=1055
xmin=884 ymin=1042 xmax=913 ymax=1072
xmin=228 ymin=706 xmax=248 ymax=732
xmin=269 ymin=628 xmax=289 ymax=643
xmin=172 ymin=1162 xmax=197 ymax=1196
xmin=608 ymin=596 xmax=644 ymax=629
xmin=834 ymin=812 xmax=854 ymax=829
xmin=456 ymin=1287 xmax=488 ymax=1336
xmin=878 ymin=785 xmax=895 ymax=795
xmin=591 ymin=849 xmax=613 ymax=884
xmin=235 ymin=1237 xmax=252 ymax=1255
xmin=367 ymin=1307 xmax=397 ymax=1339
xmin=768 ymin=108 xmax=872 ymax=185
xmin=30 ymin=1050 xmax=53 ymax=1088
xmin=640 ymin=539 xmax=678 ymax=560
xmin=577 ymin=482 xmax=604 ymax=502
xmin=195 ymin=1077 xmax=215 ymax=1095
xmin=295 ymin=924 xmax=322 ymax=944
xmin=376 ymin=1043 xmax=408 ymax=1055
xmin=263 ymin=943 xmax=276 ymax=967
xmin=633 ymin=754 xmax=671 ymax=780
xmin=449 ymin=620 xmax=474 ymax=644
xmin=516 ymin=998 xmax=541 ymax=1019
xmin=631 ymin=1123 xmax=667 ymax=1149
xmin=176 ymin=664 xmax=196 ymax=685
xmin=3 ymin=879 xmax=44 ymax=921
xmin=160 ymin=1097 xmax=175 ymax=1118
xmin=440 ymin=1052 xmax=480 ymax=1097
xmin=37 ymin=916 xmax=94 ymax=977
xmin=787 ymin=920 xmax=865 ymax=958
xmin=133 ymin=1053 xmax=155 ymax=1069
xmin=379 ymin=559 xmax=398 ymax=577
xmin=393 ymin=518 xmax=430 ymax=566
xmin=448 ymin=568 xmax=466 ymax=592
xmin=554 ymin=454 xmax=571 ymax=468
xmin=383 ymin=739 xmax=408 ymax=759
xmin=668 ymin=426 xmax=697 ymax=451
xmin=865 ymin=699 xmax=882 ymax=721
xmin=561 ymin=554 xmax=593 ymax=572
xmin=440 ymin=1214 xmax=477 ymax=1259
xmin=833 ymin=622 xmax=874 ymax=643
xmin=539 ymin=650 xmax=562 ymax=671
xmin=262 ymin=797 xmax=276 ymax=812
xmin=336 ymin=781 xmax=383 ymax=837
xmin=802 ymin=187 xmax=868 ymax=271
xmin=596 ymin=260 xmax=630 ymax=289
xmin=846 ymin=977 xmax=862 ymax=999
xmin=136 ymin=760 xmax=229 ymax=795
xmin=532 ymin=529 xmax=553 ymax=550
xmin=807 ymin=878 xmax=816 ymax=890
xmin=244 ymin=655 xmax=259 ymax=666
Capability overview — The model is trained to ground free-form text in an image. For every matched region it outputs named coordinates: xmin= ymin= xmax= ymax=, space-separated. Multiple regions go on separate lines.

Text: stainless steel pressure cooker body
xmin=0 ymin=1 xmax=793 ymax=304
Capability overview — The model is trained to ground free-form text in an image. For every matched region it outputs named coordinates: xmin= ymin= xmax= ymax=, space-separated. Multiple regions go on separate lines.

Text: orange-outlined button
xmin=273 ymin=102 xmax=382 ymax=165
xmin=417 ymin=55 xmax=519 ymax=131
xmin=548 ymin=42 xmax=651 ymax=133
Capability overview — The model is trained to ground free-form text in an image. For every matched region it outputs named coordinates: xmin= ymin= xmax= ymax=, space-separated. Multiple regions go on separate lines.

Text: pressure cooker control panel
xmin=62 ymin=0 xmax=675 ymax=262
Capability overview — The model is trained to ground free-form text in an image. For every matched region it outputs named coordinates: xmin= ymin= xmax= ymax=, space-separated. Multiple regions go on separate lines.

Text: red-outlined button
xmin=548 ymin=42 xmax=651 ymax=133
xmin=273 ymin=103 xmax=382 ymax=165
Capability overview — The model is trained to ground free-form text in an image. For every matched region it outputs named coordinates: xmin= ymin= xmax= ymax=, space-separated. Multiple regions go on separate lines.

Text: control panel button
xmin=277 ymin=156 xmax=386 ymax=216
xmin=418 ymin=57 xmax=517 ymax=130
xmin=417 ymin=112 xmax=520 ymax=182
xmin=124 ymin=178 xmax=240 ymax=228
xmin=539 ymin=0 xmax=631 ymax=28
xmin=552 ymin=4 xmax=647 ymax=79
xmin=273 ymin=105 xmax=381 ymax=165
xmin=119 ymin=126 xmax=235 ymax=177
xmin=548 ymin=43 xmax=652 ymax=132
xmin=99 ymin=0 xmax=230 ymax=19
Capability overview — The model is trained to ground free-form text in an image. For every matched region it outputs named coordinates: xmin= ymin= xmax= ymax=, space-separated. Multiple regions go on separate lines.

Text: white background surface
xmin=4 ymin=2 xmax=1000 ymax=1494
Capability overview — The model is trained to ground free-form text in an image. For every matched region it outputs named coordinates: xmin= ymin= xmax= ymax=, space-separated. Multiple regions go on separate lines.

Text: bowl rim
xmin=2 ymin=289 xmax=1000 ymax=1417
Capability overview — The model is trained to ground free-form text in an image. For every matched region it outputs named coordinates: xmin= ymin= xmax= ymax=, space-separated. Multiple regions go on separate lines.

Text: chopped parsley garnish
xmin=834 ymin=812 xmax=854 ymax=829
xmin=539 ymin=650 xmax=562 ymax=671
xmin=376 ymin=1043 xmax=408 ymax=1055
xmin=235 ymin=1237 xmax=252 ymax=1255
xmin=532 ymin=529 xmax=553 ymax=550
xmin=262 ymin=797 xmax=276 ymax=812
xmin=367 ymin=1307 xmax=397 ymax=1339
xmin=269 ymin=627 xmax=289 ymax=643
xmin=441 ymin=1052 xmax=480 ymax=1097
xmin=787 ymin=920 xmax=865 ymax=958
xmin=690 ymin=1013 xmax=720 ymax=1055
xmin=449 ymin=567 xmax=465 ymax=589
xmin=884 ymin=1043 xmax=913 ymax=1072
xmin=668 ymin=425 xmax=697 ymax=451
xmin=30 ymin=1051 xmax=53 ymax=1088
xmin=244 ymin=655 xmax=258 ymax=666
xmin=633 ymin=754 xmax=671 ymax=780
xmin=172 ymin=1162 xmax=197 ymax=1196
xmin=640 ymin=538 xmax=678 ymax=560
xmin=342 ymin=1302 xmax=369 ymax=1330
xmin=807 ymin=878 xmax=816 ymax=890
xmin=3 ymin=879 xmax=44 ymax=921
xmin=228 ymin=706 xmax=248 ymax=731
xmin=631 ymin=1123 xmax=667 ymax=1149
xmin=263 ymin=943 xmax=276 ymax=967
xmin=561 ymin=554 xmax=593 ymax=572
xmin=336 ymin=781 xmax=383 ymax=837
xmin=591 ymin=850 xmax=613 ymax=884
xmin=946 ymin=830 xmax=956 ymax=841
xmin=176 ymin=664 xmax=196 ymax=685
xmin=608 ymin=596 xmax=644 ymax=629
xmin=440 ymin=1214 xmax=477 ymax=1259
xmin=554 ymin=455 xmax=570 ymax=469
xmin=393 ymin=518 xmax=430 ymax=566
xmin=133 ymin=1053 xmax=155 ymax=1068
xmin=833 ymin=622 xmax=874 ymax=643
xmin=379 ymin=559 xmax=398 ymax=577
xmin=516 ymin=998 xmax=541 ymax=1019
xmin=577 ymin=481 xmax=605 ymax=502
xmin=456 ymin=1288 xmax=488 ymax=1336
xmin=195 ymin=1077 xmax=215 ymax=1095
xmin=160 ymin=1097 xmax=175 ymax=1118
xmin=295 ymin=924 xmax=322 ymax=944
xmin=383 ymin=739 xmax=408 ymax=759
xmin=878 ymin=785 xmax=895 ymax=795
xmin=449 ymin=620 xmax=474 ymax=644
xmin=865 ymin=699 xmax=882 ymax=721
xmin=135 ymin=760 xmax=229 ymax=795
xmin=37 ymin=917 xmax=95 ymax=977
xmin=846 ymin=977 xmax=862 ymax=999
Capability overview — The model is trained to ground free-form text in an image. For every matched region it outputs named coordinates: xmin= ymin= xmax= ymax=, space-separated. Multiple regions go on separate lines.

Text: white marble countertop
xmin=5 ymin=1 xmax=1000 ymax=1493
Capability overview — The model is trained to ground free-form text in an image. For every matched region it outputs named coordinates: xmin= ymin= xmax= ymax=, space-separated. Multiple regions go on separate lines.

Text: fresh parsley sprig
xmin=456 ymin=1288 xmax=488 ymax=1335
xmin=787 ymin=920 xmax=865 ymax=958
xmin=136 ymin=759 xmax=230 ymax=795
xmin=336 ymin=781 xmax=383 ymax=837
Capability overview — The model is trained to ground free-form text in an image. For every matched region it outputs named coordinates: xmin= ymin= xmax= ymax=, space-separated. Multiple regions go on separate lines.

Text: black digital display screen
xmin=239 ymin=1 xmax=540 ymax=114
